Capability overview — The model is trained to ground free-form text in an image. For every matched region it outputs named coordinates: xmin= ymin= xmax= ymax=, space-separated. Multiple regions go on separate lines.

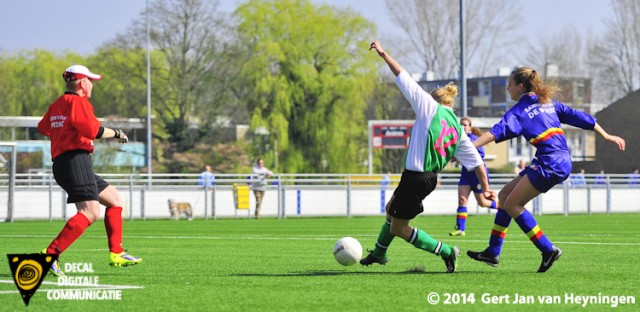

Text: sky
xmin=0 ymin=0 xmax=614 ymax=66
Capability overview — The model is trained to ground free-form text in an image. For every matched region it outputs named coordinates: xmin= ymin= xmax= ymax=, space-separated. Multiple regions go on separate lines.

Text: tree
xmin=522 ymin=27 xmax=588 ymax=79
xmin=87 ymin=47 xmax=155 ymax=119
xmin=235 ymin=0 xmax=379 ymax=173
xmin=0 ymin=50 xmax=85 ymax=117
xmin=385 ymin=0 xmax=522 ymax=79
xmin=103 ymin=0 xmax=241 ymax=153
xmin=588 ymin=0 xmax=640 ymax=102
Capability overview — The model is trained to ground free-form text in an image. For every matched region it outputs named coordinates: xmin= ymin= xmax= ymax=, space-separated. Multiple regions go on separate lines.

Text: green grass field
xmin=1 ymin=214 xmax=639 ymax=311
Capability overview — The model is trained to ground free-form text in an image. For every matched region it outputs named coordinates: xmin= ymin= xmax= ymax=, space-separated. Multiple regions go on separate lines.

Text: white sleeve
xmin=454 ymin=132 xmax=484 ymax=170
xmin=394 ymin=70 xmax=438 ymax=120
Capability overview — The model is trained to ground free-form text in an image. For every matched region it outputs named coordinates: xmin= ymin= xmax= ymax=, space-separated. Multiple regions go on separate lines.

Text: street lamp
xmin=146 ymin=0 xmax=153 ymax=187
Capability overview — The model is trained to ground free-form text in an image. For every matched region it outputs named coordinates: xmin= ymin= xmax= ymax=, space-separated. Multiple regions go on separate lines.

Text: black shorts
xmin=388 ymin=170 xmax=438 ymax=220
xmin=53 ymin=150 xmax=109 ymax=203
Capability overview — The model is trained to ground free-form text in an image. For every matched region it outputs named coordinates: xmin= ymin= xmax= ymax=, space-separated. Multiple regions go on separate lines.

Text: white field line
xmin=1 ymin=234 xmax=639 ymax=246
xmin=0 ymin=280 xmax=144 ymax=295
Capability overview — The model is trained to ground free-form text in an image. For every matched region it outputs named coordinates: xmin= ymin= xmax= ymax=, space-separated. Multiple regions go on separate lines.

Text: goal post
xmin=0 ymin=142 xmax=17 ymax=222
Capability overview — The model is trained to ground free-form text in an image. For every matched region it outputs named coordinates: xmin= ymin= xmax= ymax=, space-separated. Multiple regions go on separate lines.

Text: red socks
xmin=104 ymin=206 xmax=124 ymax=253
xmin=47 ymin=213 xmax=91 ymax=255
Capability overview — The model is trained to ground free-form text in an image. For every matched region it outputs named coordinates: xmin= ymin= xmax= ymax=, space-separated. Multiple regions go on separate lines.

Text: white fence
xmin=1 ymin=173 xmax=639 ymax=221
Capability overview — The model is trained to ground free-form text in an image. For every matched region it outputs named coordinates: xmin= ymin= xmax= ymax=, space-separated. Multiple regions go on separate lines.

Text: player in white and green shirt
xmin=360 ymin=41 xmax=496 ymax=273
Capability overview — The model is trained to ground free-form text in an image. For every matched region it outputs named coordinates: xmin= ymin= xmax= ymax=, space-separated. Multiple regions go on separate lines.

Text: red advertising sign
xmin=372 ymin=124 xmax=413 ymax=149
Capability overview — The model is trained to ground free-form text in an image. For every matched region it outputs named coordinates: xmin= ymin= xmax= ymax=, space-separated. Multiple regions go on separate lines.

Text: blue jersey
xmin=490 ymin=93 xmax=596 ymax=192
xmin=490 ymin=93 xmax=595 ymax=157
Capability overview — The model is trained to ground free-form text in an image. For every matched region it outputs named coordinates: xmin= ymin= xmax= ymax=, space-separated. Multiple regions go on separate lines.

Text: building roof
xmin=0 ymin=116 xmax=146 ymax=129
xmin=0 ymin=140 xmax=146 ymax=168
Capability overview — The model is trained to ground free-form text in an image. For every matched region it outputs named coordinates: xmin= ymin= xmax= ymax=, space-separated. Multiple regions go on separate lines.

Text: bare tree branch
xmin=523 ymin=26 xmax=586 ymax=78
xmin=588 ymin=0 xmax=640 ymax=102
xmin=385 ymin=0 xmax=522 ymax=79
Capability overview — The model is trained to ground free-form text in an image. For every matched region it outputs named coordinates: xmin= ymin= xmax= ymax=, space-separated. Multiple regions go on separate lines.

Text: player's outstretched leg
xmin=406 ymin=227 xmax=458 ymax=273
xmin=361 ymin=220 xmax=393 ymax=266
xmin=467 ymin=208 xmax=510 ymax=267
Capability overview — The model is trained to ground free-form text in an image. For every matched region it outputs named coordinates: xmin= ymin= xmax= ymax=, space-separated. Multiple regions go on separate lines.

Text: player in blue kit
xmin=448 ymin=117 xmax=498 ymax=236
xmin=467 ymin=66 xmax=625 ymax=272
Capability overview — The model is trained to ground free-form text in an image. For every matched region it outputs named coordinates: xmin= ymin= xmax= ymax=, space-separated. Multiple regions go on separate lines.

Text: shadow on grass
xmin=231 ymin=267 xmax=458 ymax=277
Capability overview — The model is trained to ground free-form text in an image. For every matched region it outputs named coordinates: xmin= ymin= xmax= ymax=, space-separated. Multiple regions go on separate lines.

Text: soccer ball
xmin=333 ymin=237 xmax=363 ymax=266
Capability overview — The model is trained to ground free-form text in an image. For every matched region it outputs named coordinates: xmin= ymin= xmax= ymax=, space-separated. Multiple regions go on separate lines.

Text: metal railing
xmin=1 ymin=173 xmax=639 ymax=222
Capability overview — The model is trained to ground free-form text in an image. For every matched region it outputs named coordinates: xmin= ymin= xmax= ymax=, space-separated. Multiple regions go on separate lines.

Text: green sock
xmin=372 ymin=220 xmax=394 ymax=258
xmin=407 ymin=227 xmax=452 ymax=258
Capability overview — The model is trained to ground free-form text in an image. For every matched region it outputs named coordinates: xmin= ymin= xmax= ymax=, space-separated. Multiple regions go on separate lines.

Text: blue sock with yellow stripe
xmin=486 ymin=208 xmax=510 ymax=256
xmin=456 ymin=206 xmax=467 ymax=231
xmin=514 ymin=210 xmax=553 ymax=254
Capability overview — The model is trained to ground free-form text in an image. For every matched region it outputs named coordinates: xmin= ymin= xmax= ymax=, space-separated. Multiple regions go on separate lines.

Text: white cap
xmin=63 ymin=65 xmax=102 ymax=82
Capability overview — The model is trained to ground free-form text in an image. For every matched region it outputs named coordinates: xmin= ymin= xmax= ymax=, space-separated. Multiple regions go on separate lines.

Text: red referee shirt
xmin=38 ymin=92 xmax=101 ymax=160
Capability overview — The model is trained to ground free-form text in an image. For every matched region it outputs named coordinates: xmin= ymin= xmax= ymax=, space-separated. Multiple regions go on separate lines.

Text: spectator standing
xmin=251 ymin=158 xmax=273 ymax=218
xmin=571 ymin=168 xmax=586 ymax=187
xmin=198 ymin=165 xmax=215 ymax=191
xmin=595 ymin=169 xmax=607 ymax=185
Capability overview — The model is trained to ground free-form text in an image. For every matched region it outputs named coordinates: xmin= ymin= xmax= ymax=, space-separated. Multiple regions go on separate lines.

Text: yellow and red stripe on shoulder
xmin=529 ymin=128 xmax=564 ymax=145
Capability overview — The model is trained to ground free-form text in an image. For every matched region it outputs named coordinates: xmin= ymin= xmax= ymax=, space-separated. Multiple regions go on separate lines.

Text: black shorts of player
xmin=53 ymin=150 xmax=109 ymax=203
xmin=388 ymin=170 xmax=438 ymax=220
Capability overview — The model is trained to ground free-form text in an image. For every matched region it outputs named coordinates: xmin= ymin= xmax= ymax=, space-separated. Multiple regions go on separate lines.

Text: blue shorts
xmin=520 ymin=152 xmax=571 ymax=193
xmin=458 ymin=166 xmax=489 ymax=193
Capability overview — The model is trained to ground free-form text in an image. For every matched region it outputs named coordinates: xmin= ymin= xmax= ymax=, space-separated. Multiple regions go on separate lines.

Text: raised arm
xmin=593 ymin=123 xmax=625 ymax=151
xmin=473 ymin=132 xmax=496 ymax=149
xmin=369 ymin=41 xmax=403 ymax=77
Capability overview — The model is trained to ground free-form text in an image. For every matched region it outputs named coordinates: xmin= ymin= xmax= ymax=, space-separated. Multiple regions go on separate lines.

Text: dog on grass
xmin=168 ymin=198 xmax=193 ymax=221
